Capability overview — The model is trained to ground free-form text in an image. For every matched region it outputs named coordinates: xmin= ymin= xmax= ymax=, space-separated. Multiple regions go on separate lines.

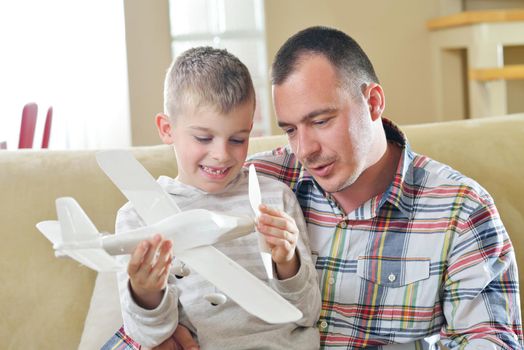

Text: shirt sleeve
xmin=115 ymin=204 xmax=180 ymax=348
xmin=440 ymin=197 xmax=523 ymax=349
xmin=269 ymin=186 xmax=321 ymax=328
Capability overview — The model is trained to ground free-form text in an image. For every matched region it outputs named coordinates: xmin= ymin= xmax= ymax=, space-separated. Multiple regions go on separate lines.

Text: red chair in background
xmin=18 ymin=102 xmax=38 ymax=148
xmin=41 ymin=106 xmax=53 ymax=149
xmin=17 ymin=102 xmax=53 ymax=149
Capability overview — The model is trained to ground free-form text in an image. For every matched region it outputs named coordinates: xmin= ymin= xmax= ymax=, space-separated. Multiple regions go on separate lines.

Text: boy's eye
xmin=194 ymin=136 xmax=212 ymax=143
xmin=229 ymin=138 xmax=246 ymax=145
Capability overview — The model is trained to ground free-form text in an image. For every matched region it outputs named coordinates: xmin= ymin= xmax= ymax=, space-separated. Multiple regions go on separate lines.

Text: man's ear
xmin=155 ymin=113 xmax=175 ymax=144
xmin=364 ymin=83 xmax=385 ymax=121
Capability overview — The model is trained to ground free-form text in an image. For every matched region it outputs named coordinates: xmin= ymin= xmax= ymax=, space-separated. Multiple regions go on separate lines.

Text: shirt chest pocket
xmin=356 ymin=256 xmax=430 ymax=288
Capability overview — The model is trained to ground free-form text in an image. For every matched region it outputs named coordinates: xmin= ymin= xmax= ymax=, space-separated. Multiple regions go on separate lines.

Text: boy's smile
xmin=158 ymin=101 xmax=254 ymax=193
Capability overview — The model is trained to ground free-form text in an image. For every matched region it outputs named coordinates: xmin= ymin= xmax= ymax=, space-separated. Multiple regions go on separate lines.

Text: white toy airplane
xmin=36 ymin=150 xmax=302 ymax=324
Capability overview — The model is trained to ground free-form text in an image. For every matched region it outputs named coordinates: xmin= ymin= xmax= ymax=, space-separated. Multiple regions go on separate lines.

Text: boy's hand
xmin=255 ymin=204 xmax=300 ymax=279
xmin=128 ymin=234 xmax=173 ymax=310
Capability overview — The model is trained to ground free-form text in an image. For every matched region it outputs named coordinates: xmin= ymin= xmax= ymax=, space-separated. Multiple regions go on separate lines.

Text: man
xmin=170 ymin=26 xmax=523 ymax=349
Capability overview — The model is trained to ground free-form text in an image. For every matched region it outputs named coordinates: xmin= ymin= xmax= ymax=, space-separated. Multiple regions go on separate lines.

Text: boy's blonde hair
xmin=164 ymin=46 xmax=255 ymax=119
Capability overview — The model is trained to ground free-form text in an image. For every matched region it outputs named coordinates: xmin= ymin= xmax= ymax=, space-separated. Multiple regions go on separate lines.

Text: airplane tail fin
xmin=36 ymin=197 xmax=123 ymax=272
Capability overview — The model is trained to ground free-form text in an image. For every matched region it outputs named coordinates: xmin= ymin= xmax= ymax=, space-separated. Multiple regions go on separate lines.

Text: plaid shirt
xmin=246 ymin=119 xmax=523 ymax=349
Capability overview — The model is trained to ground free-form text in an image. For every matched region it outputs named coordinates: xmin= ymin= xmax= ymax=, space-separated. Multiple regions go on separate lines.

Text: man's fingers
xmin=173 ymin=325 xmax=199 ymax=350
xmin=151 ymin=336 xmax=178 ymax=350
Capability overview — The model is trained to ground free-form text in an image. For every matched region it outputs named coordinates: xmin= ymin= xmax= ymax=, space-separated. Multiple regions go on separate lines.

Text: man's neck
xmin=331 ymin=141 xmax=402 ymax=215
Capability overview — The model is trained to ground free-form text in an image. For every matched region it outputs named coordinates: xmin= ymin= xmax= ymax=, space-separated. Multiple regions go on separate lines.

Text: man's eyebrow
xmin=277 ymin=108 xmax=337 ymax=128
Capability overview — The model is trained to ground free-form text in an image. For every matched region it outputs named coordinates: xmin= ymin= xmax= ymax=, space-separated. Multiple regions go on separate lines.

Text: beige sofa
xmin=1 ymin=115 xmax=523 ymax=349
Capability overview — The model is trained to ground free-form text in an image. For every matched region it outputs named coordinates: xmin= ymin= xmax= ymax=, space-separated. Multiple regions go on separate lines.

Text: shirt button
xmin=339 ymin=221 xmax=347 ymax=229
xmin=320 ymin=321 xmax=328 ymax=329
xmin=388 ymin=273 xmax=396 ymax=282
xmin=328 ymin=277 xmax=335 ymax=285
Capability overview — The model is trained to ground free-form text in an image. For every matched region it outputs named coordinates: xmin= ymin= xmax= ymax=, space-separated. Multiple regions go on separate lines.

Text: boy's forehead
xmin=179 ymin=99 xmax=255 ymax=118
xmin=173 ymin=100 xmax=254 ymax=128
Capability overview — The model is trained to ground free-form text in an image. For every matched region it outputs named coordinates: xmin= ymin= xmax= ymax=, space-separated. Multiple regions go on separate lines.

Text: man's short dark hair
xmin=272 ymin=26 xmax=379 ymax=93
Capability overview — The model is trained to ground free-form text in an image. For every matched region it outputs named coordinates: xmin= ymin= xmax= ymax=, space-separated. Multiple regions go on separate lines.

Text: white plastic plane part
xmin=249 ymin=164 xmax=273 ymax=280
xmin=37 ymin=150 xmax=303 ymax=324
xmin=37 ymin=197 xmax=254 ymax=271
xmin=96 ymin=150 xmax=181 ymax=223
xmin=178 ymin=245 xmax=302 ymax=323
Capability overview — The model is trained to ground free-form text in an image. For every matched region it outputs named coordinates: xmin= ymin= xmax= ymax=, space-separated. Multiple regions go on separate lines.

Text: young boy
xmin=109 ymin=47 xmax=320 ymax=349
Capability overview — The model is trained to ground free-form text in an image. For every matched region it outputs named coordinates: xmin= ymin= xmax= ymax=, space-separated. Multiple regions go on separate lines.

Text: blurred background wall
xmin=124 ymin=0 xmax=524 ymax=145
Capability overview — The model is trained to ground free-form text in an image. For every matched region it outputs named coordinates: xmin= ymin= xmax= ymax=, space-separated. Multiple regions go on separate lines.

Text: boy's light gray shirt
xmin=116 ymin=168 xmax=321 ymax=349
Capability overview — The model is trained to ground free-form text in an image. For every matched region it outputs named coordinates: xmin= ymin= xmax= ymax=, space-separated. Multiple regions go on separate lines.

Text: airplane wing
xmin=96 ymin=150 xmax=180 ymax=225
xmin=96 ymin=150 xmax=302 ymax=323
xmin=177 ymin=245 xmax=302 ymax=324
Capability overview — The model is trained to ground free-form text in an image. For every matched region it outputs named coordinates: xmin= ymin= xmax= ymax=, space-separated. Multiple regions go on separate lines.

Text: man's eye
xmin=283 ymin=128 xmax=296 ymax=136
xmin=313 ymin=119 xmax=327 ymax=126
xmin=194 ymin=136 xmax=212 ymax=143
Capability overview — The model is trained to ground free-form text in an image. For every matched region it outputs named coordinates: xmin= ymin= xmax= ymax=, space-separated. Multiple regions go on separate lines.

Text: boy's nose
xmin=210 ymin=143 xmax=231 ymax=162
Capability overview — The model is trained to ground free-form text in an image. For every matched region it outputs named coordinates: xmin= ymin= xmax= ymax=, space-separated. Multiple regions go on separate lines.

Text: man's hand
xmin=128 ymin=234 xmax=173 ymax=309
xmin=256 ymin=204 xmax=300 ymax=279
xmin=152 ymin=325 xmax=200 ymax=350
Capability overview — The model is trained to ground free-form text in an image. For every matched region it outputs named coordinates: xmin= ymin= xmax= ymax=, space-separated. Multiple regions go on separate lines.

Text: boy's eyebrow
xmin=189 ymin=125 xmax=252 ymax=133
xmin=277 ymin=107 xmax=337 ymax=128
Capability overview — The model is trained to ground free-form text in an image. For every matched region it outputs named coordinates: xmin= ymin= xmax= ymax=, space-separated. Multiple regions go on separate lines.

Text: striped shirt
xmin=246 ymin=119 xmax=523 ymax=349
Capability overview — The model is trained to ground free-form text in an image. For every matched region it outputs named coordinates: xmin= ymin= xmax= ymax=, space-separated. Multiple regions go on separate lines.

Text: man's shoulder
xmin=256 ymin=171 xmax=295 ymax=193
xmin=246 ymin=145 xmax=302 ymax=185
xmin=410 ymin=153 xmax=493 ymax=205
xmin=247 ymin=144 xmax=294 ymax=164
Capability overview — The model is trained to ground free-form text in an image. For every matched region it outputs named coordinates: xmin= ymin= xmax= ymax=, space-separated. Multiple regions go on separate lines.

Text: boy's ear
xmin=156 ymin=113 xmax=175 ymax=144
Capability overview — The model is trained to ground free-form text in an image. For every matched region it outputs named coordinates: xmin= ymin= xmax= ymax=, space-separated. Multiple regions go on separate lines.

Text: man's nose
xmin=295 ymin=129 xmax=320 ymax=160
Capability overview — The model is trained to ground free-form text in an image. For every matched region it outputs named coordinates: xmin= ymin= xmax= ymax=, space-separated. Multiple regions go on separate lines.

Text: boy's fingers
xmin=150 ymin=240 xmax=173 ymax=277
xmin=265 ymin=235 xmax=290 ymax=248
xmin=143 ymin=234 xmax=163 ymax=265
xmin=258 ymin=214 xmax=297 ymax=234
xmin=259 ymin=205 xmax=296 ymax=223
xmin=258 ymin=222 xmax=298 ymax=244
xmin=258 ymin=204 xmax=282 ymax=217
xmin=128 ymin=241 xmax=149 ymax=275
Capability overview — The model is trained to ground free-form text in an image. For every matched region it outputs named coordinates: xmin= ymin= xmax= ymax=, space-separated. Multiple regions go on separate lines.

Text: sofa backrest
xmin=1 ymin=114 xmax=522 ymax=349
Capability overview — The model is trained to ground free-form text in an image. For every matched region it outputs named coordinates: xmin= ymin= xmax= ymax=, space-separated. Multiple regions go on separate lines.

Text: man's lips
xmin=306 ymin=161 xmax=335 ymax=178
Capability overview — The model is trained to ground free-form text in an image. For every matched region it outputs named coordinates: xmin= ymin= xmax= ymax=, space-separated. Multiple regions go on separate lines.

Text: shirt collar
xmin=293 ymin=118 xmax=416 ymax=220
xmin=379 ymin=120 xmax=415 ymax=219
